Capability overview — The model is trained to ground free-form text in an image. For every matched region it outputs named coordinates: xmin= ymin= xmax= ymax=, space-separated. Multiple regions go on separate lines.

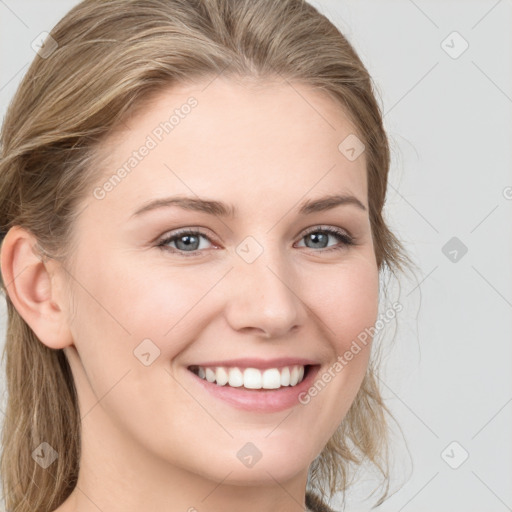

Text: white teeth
xmin=290 ymin=366 xmax=299 ymax=386
xmin=243 ymin=368 xmax=262 ymax=389
xmin=216 ymin=367 xmax=229 ymax=386
xmin=262 ymin=368 xmax=281 ymax=389
xmin=280 ymin=366 xmax=290 ymax=386
xmin=193 ymin=365 xmax=307 ymax=389
xmin=228 ymin=367 xmax=243 ymax=387
xmin=205 ymin=367 xmax=216 ymax=383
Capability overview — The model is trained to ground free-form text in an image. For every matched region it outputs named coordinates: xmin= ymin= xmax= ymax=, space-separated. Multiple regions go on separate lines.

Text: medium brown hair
xmin=0 ymin=1 xmax=414 ymax=510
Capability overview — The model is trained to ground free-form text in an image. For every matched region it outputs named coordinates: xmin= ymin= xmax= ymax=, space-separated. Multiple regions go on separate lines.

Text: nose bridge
xmin=224 ymin=235 xmax=303 ymax=337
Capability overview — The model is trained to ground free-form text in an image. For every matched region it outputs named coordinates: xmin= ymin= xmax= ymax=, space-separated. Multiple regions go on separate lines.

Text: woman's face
xmin=61 ymin=76 xmax=379 ymax=487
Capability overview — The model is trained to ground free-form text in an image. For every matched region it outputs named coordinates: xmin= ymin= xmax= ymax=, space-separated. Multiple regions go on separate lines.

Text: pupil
xmin=309 ymin=233 xmax=326 ymax=248
xmin=178 ymin=234 xmax=198 ymax=250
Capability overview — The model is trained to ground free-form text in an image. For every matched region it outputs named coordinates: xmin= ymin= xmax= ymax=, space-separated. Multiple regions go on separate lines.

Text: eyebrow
xmin=130 ymin=193 xmax=367 ymax=219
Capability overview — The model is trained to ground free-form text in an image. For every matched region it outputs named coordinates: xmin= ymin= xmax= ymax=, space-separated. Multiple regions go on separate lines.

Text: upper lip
xmin=188 ymin=357 xmax=318 ymax=370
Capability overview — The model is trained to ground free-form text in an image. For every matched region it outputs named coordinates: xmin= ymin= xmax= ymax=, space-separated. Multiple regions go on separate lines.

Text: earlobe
xmin=0 ymin=226 xmax=74 ymax=350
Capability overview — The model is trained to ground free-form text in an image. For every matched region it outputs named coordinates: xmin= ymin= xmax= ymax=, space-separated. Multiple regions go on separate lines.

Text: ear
xmin=0 ymin=226 xmax=74 ymax=350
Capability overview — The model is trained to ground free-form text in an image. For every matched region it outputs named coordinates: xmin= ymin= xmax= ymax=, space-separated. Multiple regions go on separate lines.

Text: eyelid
xmin=300 ymin=224 xmax=353 ymax=241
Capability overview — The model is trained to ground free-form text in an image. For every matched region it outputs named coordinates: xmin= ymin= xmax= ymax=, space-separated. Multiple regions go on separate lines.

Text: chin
xmin=197 ymin=436 xmax=317 ymax=486
xmin=210 ymin=460 xmax=309 ymax=487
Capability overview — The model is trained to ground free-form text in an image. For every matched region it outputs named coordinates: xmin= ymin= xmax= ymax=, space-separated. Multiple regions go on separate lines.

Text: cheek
xmin=304 ymin=256 xmax=380 ymax=351
xmin=277 ymin=256 xmax=380 ymax=457
xmin=63 ymin=255 xmax=207 ymax=435
xmin=67 ymin=253 xmax=208 ymax=361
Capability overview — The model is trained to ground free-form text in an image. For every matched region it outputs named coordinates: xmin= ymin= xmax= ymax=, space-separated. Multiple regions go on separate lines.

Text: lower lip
xmin=187 ymin=365 xmax=321 ymax=413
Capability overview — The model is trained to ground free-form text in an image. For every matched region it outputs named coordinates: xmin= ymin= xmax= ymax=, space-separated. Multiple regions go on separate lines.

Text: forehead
xmin=86 ymin=77 xmax=368 ymax=222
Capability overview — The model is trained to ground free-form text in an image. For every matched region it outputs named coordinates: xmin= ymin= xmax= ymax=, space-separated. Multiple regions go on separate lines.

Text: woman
xmin=0 ymin=0 xmax=413 ymax=511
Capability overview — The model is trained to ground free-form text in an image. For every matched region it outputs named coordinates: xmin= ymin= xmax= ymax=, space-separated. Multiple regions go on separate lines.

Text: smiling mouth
xmin=188 ymin=364 xmax=312 ymax=390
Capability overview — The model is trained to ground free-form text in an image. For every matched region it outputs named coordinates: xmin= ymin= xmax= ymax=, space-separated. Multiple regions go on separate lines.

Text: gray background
xmin=1 ymin=1 xmax=511 ymax=511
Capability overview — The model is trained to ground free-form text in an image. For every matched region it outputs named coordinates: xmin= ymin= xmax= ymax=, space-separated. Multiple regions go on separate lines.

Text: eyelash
xmin=156 ymin=225 xmax=355 ymax=258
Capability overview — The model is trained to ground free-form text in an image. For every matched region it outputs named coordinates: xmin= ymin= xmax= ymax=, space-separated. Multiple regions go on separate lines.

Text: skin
xmin=1 ymin=76 xmax=379 ymax=512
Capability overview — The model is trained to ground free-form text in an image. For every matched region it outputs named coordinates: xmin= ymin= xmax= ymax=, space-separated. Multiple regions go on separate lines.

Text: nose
xmin=223 ymin=244 xmax=306 ymax=339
